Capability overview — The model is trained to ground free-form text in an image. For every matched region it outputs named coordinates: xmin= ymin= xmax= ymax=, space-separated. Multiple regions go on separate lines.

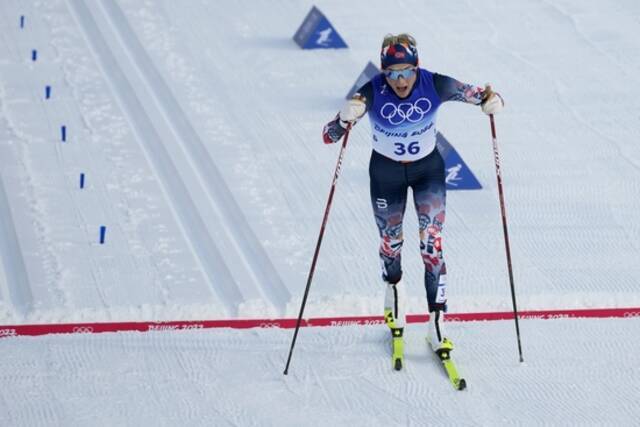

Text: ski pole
xmin=489 ymin=114 xmax=524 ymax=363
xmin=283 ymin=126 xmax=352 ymax=375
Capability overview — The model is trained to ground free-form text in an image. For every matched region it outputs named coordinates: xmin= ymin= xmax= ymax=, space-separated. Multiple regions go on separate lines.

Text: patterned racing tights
xmin=369 ymin=148 xmax=447 ymax=312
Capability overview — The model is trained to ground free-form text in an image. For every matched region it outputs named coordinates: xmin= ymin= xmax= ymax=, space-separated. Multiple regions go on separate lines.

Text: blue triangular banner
xmin=346 ymin=61 xmax=379 ymax=99
xmin=293 ymin=6 xmax=348 ymax=49
xmin=436 ymin=132 xmax=482 ymax=190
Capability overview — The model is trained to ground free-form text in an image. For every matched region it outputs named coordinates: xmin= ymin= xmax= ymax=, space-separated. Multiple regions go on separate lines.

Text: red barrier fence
xmin=1 ymin=307 xmax=639 ymax=339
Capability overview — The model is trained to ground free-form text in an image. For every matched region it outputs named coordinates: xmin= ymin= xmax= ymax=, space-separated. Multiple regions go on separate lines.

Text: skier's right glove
xmin=338 ymin=95 xmax=367 ymax=128
xmin=481 ymin=84 xmax=504 ymax=115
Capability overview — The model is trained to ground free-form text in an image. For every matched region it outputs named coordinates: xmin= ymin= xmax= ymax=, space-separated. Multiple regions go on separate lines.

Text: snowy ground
xmin=1 ymin=0 xmax=640 ymax=424
xmin=2 ymin=317 xmax=639 ymax=426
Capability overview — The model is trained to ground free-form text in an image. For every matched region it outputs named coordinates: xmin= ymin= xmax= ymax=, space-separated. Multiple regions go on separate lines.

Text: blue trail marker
xmin=61 ymin=125 xmax=66 ymax=142
xmin=80 ymin=173 xmax=85 ymax=189
xmin=45 ymin=85 xmax=51 ymax=99
xmin=20 ymin=15 xmax=25 ymax=28
xmin=31 ymin=49 xmax=37 ymax=61
xmin=99 ymin=226 xmax=106 ymax=244
xmin=435 ymin=132 xmax=482 ymax=190
xmin=293 ymin=6 xmax=347 ymax=49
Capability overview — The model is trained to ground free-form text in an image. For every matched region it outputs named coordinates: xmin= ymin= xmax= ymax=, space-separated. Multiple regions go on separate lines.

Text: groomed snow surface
xmin=2 ymin=318 xmax=640 ymax=426
xmin=1 ymin=0 xmax=640 ymax=425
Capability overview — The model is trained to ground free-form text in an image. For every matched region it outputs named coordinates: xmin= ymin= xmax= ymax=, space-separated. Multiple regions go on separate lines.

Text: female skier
xmin=322 ymin=33 xmax=504 ymax=370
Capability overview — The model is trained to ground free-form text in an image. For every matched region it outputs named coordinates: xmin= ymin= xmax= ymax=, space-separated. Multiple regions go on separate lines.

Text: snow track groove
xmin=0 ymin=99 xmax=32 ymax=319
xmin=67 ymin=0 xmax=243 ymax=314
xmin=95 ymin=0 xmax=290 ymax=313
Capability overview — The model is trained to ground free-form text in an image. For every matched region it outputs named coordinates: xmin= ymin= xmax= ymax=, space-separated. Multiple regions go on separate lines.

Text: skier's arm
xmin=322 ymin=82 xmax=373 ymax=144
xmin=433 ymin=74 xmax=504 ymax=114
xmin=433 ymin=73 xmax=484 ymax=104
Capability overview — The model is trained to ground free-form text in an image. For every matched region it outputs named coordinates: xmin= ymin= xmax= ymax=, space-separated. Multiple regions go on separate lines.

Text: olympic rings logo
xmin=380 ymin=97 xmax=432 ymax=125
xmin=259 ymin=322 xmax=281 ymax=328
xmin=72 ymin=326 xmax=94 ymax=334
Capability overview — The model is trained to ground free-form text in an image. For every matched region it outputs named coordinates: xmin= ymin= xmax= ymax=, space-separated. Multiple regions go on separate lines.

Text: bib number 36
xmin=394 ymin=141 xmax=420 ymax=156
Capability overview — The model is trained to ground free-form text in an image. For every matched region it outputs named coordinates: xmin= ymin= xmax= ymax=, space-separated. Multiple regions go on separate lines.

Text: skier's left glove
xmin=481 ymin=84 xmax=504 ymax=115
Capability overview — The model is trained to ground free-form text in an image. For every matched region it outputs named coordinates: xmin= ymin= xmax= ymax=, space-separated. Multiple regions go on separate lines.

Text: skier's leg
xmin=417 ymin=197 xmax=447 ymax=313
xmin=369 ymin=151 xmax=408 ymax=286
xmin=409 ymin=149 xmax=449 ymax=350
xmin=411 ymin=152 xmax=447 ymax=313
xmin=373 ymin=197 xmax=406 ymax=288
xmin=369 ymin=151 xmax=408 ymax=370
xmin=416 ymin=188 xmax=450 ymax=350
xmin=369 ymin=151 xmax=408 ymax=328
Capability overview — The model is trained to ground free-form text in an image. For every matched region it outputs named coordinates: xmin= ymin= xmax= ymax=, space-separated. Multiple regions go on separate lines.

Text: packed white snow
xmin=2 ymin=317 xmax=640 ymax=426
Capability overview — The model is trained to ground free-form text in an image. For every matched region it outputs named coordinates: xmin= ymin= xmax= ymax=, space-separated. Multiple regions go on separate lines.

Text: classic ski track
xmin=135 ymin=1 xmax=386 ymax=307
xmin=94 ymin=0 xmax=291 ymax=314
xmin=67 ymin=0 xmax=244 ymax=314
xmin=0 ymin=4 xmax=67 ymax=320
xmin=0 ymin=131 xmax=32 ymax=319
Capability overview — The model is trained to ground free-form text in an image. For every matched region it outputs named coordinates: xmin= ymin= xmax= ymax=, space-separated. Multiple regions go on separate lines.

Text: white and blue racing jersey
xmin=368 ymin=69 xmax=441 ymax=161
xmin=322 ymin=69 xmax=485 ymax=157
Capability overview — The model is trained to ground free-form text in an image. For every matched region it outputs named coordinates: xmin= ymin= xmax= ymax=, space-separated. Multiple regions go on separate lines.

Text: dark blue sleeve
xmin=322 ymin=81 xmax=374 ymax=144
xmin=433 ymin=73 xmax=483 ymax=105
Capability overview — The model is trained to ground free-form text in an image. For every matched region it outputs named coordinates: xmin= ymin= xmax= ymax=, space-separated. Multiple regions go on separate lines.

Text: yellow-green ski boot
xmin=384 ymin=308 xmax=396 ymax=329
xmin=427 ymin=311 xmax=466 ymax=390
xmin=435 ymin=338 xmax=466 ymax=390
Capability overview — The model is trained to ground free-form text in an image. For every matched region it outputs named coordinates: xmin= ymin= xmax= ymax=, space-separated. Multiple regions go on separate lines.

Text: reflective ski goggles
xmin=383 ymin=67 xmax=416 ymax=80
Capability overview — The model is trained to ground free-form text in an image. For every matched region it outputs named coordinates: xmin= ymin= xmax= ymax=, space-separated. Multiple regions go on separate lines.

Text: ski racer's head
xmin=380 ymin=33 xmax=419 ymax=98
